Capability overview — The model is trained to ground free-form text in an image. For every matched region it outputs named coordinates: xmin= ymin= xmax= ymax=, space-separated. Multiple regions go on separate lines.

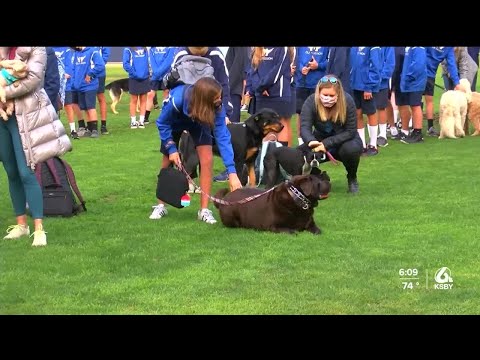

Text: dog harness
xmin=1 ymin=68 xmax=19 ymax=86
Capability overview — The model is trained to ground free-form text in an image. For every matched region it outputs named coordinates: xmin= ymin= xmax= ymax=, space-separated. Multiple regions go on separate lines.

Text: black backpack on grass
xmin=34 ymin=157 xmax=86 ymax=217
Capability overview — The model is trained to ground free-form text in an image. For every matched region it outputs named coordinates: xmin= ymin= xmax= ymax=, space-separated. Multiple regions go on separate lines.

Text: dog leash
xmin=177 ymin=163 xmax=278 ymax=206
xmin=324 ymin=151 xmax=339 ymax=165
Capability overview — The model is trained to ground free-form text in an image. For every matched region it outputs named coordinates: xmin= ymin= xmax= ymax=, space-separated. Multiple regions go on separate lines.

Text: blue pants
xmin=0 ymin=115 xmax=43 ymax=218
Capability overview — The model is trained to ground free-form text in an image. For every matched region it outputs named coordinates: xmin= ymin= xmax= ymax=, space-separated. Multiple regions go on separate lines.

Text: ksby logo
xmin=434 ymin=267 xmax=453 ymax=290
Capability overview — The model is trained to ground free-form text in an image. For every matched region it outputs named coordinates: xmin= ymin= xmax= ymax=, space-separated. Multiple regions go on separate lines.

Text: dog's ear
xmin=244 ymin=114 xmax=262 ymax=138
xmin=296 ymin=176 xmax=314 ymax=197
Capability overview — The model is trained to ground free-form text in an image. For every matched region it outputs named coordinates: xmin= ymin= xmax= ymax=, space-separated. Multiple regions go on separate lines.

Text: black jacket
xmin=225 ymin=47 xmax=249 ymax=96
xmin=300 ymin=92 xmax=357 ymax=149
xmin=44 ymin=47 xmax=60 ymax=112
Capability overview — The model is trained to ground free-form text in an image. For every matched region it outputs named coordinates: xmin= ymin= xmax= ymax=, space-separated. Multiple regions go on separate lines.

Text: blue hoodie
xmin=426 ymin=47 xmax=459 ymax=85
xmin=71 ymin=47 xmax=105 ymax=92
xmin=172 ymin=47 xmax=233 ymax=118
xmin=293 ymin=46 xmax=329 ymax=89
xmin=63 ymin=48 xmax=75 ymax=92
xmin=52 ymin=47 xmax=69 ymax=66
xmin=96 ymin=47 xmax=110 ymax=78
xmin=379 ymin=47 xmax=395 ymax=90
xmin=326 ymin=47 xmax=351 ymax=94
xmin=149 ymin=47 xmax=178 ymax=81
xmin=123 ymin=47 xmax=149 ymax=80
xmin=350 ymin=46 xmax=382 ymax=92
xmin=156 ymin=84 xmax=236 ymax=174
xmin=400 ymin=47 xmax=427 ymax=93
xmin=248 ymin=47 xmax=292 ymax=100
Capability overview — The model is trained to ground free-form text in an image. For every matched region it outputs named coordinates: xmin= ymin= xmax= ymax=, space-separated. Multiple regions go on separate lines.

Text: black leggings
xmin=315 ymin=133 xmax=363 ymax=180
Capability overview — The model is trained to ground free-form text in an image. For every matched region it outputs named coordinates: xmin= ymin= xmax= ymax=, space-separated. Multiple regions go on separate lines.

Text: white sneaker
xmin=31 ymin=228 xmax=47 ymax=247
xmin=138 ymin=122 xmax=145 ymax=129
xmin=187 ymin=183 xmax=201 ymax=194
xmin=198 ymin=208 xmax=217 ymax=224
xmin=3 ymin=224 xmax=30 ymax=239
xmin=149 ymin=204 xmax=168 ymax=219
xmin=131 ymin=121 xmax=139 ymax=129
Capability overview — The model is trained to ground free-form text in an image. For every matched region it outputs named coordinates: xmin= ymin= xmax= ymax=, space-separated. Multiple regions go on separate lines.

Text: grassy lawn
xmin=1 ymin=64 xmax=479 ymax=314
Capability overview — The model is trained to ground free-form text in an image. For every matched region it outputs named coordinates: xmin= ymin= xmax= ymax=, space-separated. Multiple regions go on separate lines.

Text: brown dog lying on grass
xmin=214 ymin=174 xmax=331 ymax=234
xmin=0 ymin=59 xmax=28 ymax=120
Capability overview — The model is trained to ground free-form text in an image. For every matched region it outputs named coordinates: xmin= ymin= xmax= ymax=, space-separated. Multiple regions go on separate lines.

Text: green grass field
xmin=1 ymin=64 xmax=479 ymax=314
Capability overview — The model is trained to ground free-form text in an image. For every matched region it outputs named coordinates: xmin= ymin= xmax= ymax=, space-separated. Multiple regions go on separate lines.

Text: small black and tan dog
xmin=262 ymin=142 xmax=329 ymax=189
xmin=214 ymin=174 xmax=331 ymax=234
xmin=179 ymin=108 xmax=284 ymax=186
xmin=105 ymin=78 xmax=158 ymax=115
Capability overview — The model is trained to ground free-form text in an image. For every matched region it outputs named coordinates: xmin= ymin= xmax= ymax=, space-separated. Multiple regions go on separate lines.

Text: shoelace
xmin=5 ymin=225 xmax=27 ymax=234
xmin=29 ymin=230 xmax=47 ymax=238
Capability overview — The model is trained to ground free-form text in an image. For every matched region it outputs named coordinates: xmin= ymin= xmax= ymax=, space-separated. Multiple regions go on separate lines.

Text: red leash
xmin=325 ymin=151 xmax=339 ymax=165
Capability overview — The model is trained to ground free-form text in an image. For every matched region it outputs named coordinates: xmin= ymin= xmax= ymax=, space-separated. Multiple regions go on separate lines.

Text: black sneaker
xmin=361 ymin=147 xmax=368 ymax=156
xmin=101 ymin=126 xmax=109 ymax=135
xmin=71 ymin=130 xmax=79 ymax=139
xmin=391 ymin=132 xmax=407 ymax=141
xmin=401 ymin=130 xmax=424 ymax=144
xmin=365 ymin=145 xmax=379 ymax=156
xmin=427 ymin=126 xmax=440 ymax=137
xmin=347 ymin=178 xmax=359 ymax=194
xmin=377 ymin=136 xmax=388 ymax=147
xmin=144 ymin=119 xmax=150 ymax=125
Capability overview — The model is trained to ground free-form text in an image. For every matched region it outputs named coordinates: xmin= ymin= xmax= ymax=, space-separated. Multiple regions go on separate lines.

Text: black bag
xmin=34 ymin=157 xmax=86 ymax=217
xmin=156 ymin=166 xmax=189 ymax=208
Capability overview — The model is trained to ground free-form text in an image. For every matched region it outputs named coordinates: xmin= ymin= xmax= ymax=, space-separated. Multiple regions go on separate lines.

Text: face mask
xmin=320 ymin=94 xmax=338 ymax=108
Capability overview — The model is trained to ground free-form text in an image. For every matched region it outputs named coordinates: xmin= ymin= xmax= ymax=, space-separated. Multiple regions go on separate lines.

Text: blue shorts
xmin=374 ymin=88 xmax=389 ymax=109
xmin=77 ymin=90 xmax=97 ymax=110
xmin=295 ymin=87 xmax=315 ymax=114
xmin=160 ymin=124 xmax=213 ymax=156
xmin=353 ymin=90 xmax=377 ymax=115
xmin=395 ymin=90 xmax=423 ymax=107
xmin=150 ymin=80 xmax=161 ymax=91
xmin=129 ymin=78 xmax=150 ymax=95
xmin=96 ymin=76 xmax=106 ymax=94
xmin=423 ymin=77 xmax=435 ymax=96
xmin=64 ymin=91 xmax=78 ymax=106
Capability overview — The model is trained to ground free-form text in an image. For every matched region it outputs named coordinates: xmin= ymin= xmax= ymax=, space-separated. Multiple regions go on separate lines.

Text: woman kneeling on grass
xmin=300 ymin=75 xmax=363 ymax=194
xmin=150 ymin=77 xmax=242 ymax=224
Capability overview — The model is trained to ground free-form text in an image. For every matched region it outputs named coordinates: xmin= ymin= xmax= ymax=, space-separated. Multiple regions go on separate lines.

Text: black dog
xmin=105 ymin=78 xmax=158 ymax=115
xmin=179 ymin=108 xmax=284 ymax=186
xmin=214 ymin=174 xmax=330 ymax=234
xmin=263 ymin=142 xmax=330 ymax=190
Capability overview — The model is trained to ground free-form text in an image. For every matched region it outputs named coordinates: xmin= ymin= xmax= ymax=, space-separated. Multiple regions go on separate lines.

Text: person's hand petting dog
xmin=308 ymin=140 xmax=326 ymax=153
xmin=228 ymin=173 xmax=242 ymax=192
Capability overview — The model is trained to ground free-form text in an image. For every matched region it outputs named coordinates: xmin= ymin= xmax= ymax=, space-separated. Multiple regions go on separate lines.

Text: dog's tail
xmin=213 ymin=188 xmax=229 ymax=209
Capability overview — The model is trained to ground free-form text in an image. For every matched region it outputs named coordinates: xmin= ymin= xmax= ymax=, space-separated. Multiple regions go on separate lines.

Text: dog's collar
xmin=286 ymin=181 xmax=311 ymax=210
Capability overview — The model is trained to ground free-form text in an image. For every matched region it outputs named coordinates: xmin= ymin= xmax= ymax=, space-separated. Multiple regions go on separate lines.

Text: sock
xmin=368 ymin=125 xmax=378 ymax=148
xmin=379 ymin=123 xmax=387 ymax=139
xmin=139 ymin=115 xmax=145 ymax=124
xmin=92 ymin=121 xmax=98 ymax=131
xmin=279 ymin=141 xmax=288 ymax=147
xmin=393 ymin=109 xmax=399 ymax=125
xmin=357 ymin=128 xmax=366 ymax=148
xmin=69 ymin=123 xmax=76 ymax=132
xmin=297 ymin=137 xmax=304 ymax=145
xmin=409 ymin=118 xmax=413 ymax=128
xmin=402 ymin=129 xmax=409 ymax=136
xmin=390 ymin=126 xmax=398 ymax=136
xmin=131 ymin=116 xmax=136 ymax=124
xmin=78 ymin=119 xmax=85 ymax=129
xmin=145 ymin=110 xmax=151 ymax=121
xmin=101 ymin=120 xmax=107 ymax=128
xmin=427 ymin=119 xmax=433 ymax=129
xmin=87 ymin=122 xmax=92 ymax=131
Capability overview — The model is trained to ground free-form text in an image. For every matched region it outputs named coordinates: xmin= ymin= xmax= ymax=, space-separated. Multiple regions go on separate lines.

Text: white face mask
xmin=320 ymin=94 xmax=338 ymax=108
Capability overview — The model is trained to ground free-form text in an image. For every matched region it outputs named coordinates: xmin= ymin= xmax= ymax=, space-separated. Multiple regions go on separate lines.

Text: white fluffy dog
xmin=438 ymin=78 xmax=472 ymax=139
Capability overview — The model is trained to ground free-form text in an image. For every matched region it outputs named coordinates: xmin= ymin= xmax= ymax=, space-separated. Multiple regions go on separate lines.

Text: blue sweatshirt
xmin=123 ymin=47 xmax=149 ymax=80
xmin=63 ymin=48 xmax=75 ymax=92
xmin=149 ymin=47 xmax=178 ymax=81
xmin=172 ymin=47 xmax=233 ymax=119
xmin=326 ymin=47 xmax=351 ymax=94
xmin=71 ymin=47 xmax=104 ymax=92
xmin=400 ymin=47 xmax=427 ymax=93
xmin=156 ymin=85 xmax=236 ymax=174
xmin=294 ymin=46 xmax=329 ymax=89
xmin=248 ymin=47 xmax=291 ymax=100
xmin=350 ymin=46 xmax=382 ymax=92
xmin=52 ymin=47 xmax=69 ymax=66
xmin=426 ymin=47 xmax=459 ymax=85
xmin=379 ymin=47 xmax=395 ymax=90
xmin=96 ymin=47 xmax=110 ymax=78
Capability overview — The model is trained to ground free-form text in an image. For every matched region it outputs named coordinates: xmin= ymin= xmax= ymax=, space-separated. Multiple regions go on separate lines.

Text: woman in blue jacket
xmin=123 ymin=47 xmax=149 ymax=128
xmin=150 ymin=77 xmax=242 ymax=224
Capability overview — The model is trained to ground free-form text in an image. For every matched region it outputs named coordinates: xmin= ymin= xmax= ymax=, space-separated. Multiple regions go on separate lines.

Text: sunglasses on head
xmin=320 ymin=76 xmax=338 ymax=84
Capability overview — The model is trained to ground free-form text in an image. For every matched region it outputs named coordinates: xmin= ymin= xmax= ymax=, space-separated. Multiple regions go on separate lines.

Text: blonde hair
xmin=314 ymin=74 xmax=347 ymax=124
xmin=251 ymin=47 xmax=264 ymax=69
xmin=188 ymin=77 xmax=222 ymax=128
